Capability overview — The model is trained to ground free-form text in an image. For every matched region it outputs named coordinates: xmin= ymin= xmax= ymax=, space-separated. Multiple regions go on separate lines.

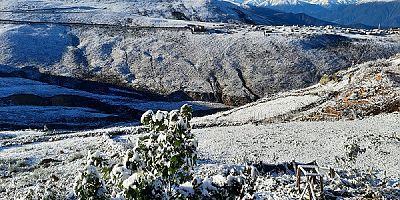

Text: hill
xmin=1 ymin=22 xmax=400 ymax=107
xmin=194 ymin=54 xmax=400 ymax=126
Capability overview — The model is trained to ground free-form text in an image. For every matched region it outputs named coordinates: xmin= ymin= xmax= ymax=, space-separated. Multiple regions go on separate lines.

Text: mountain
xmin=232 ymin=0 xmax=392 ymax=6
xmin=320 ymin=1 xmax=400 ymax=27
xmin=1 ymin=23 xmax=399 ymax=106
xmin=218 ymin=3 xmax=337 ymax=26
xmin=235 ymin=0 xmax=400 ymax=27
xmin=0 ymin=0 xmax=335 ymax=26
xmin=112 ymin=0 xmax=337 ymax=26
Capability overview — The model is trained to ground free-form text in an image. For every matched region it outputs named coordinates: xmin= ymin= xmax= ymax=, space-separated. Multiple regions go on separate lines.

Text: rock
xmin=38 ymin=158 xmax=62 ymax=168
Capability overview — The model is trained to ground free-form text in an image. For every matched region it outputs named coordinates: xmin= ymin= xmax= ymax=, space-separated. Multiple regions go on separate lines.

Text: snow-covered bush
xmin=74 ymin=104 xmax=198 ymax=199
xmin=121 ymin=104 xmax=197 ymax=199
xmin=86 ymin=150 xmax=114 ymax=180
xmin=73 ymin=104 xmax=258 ymax=199
xmin=175 ymin=164 xmax=258 ymax=199
xmin=74 ymin=165 xmax=108 ymax=200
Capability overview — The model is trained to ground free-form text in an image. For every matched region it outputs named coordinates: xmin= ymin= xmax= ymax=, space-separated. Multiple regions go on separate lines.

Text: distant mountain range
xmin=209 ymin=1 xmax=337 ymax=26
xmin=229 ymin=0 xmax=400 ymax=27
xmin=160 ymin=0 xmax=338 ymax=26
xmin=232 ymin=0 xmax=393 ymax=6
xmin=103 ymin=0 xmax=338 ymax=26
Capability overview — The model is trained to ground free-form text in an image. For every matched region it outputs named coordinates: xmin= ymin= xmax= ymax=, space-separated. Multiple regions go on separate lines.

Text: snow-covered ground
xmin=193 ymin=94 xmax=322 ymax=126
xmin=0 ymin=106 xmax=113 ymax=124
xmin=1 ymin=112 xmax=399 ymax=198
xmin=0 ymin=77 xmax=227 ymax=111
xmin=194 ymin=54 xmax=400 ymax=127
xmin=0 ymin=0 xmax=284 ymax=27
xmin=195 ymin=113 xmax=400 ymax=177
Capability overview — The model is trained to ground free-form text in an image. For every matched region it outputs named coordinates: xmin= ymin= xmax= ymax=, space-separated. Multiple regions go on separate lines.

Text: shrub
xmin=121 ymin=104 xmax=197 ymax=198
xmin=73 ymin=104 xmax=258 ymax=199
xmin=320 ymin=73 xmax=342 ymax=85
xmin=175 ymin=164 xmax=258 ymax=199
xmin=74 ymin=104 xmax=197 ymax=199
xmin=74 ymin=165 xmax=108 ymax=200
xmin=319 ymin=74 xmax=331 ymax=85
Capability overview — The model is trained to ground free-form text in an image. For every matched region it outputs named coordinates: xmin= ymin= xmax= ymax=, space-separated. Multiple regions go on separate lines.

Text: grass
xmin=319 ymin=74 xmax=331 ymax=85
xmin=0 ymin=157 xmax=31 ymax=173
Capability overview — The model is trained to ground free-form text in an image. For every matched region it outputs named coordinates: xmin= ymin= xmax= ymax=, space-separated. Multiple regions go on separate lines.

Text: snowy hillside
xmin=2 ymin=0 xmax=399 ymax=130
xmin=1 ymin=22 xmax=399 ymax=106
xmin=194 ymin=54 xmax=400 ymax=126
xmin=1 ymin=0 xmax=400 ymax=107
xmin=0 ymin=0 xmax=332 ymax=25
xmin=1 ymin=1 xmax=400 ymax=199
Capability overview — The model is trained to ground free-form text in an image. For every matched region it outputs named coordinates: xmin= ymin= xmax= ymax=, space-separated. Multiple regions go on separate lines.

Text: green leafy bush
xmin=74 ymin=165 xmax=108 ymax=200
xmin=74 ymin=104 xmax=197 ymax=199
xmin=73 ymin=104 xmax=258 ymax=199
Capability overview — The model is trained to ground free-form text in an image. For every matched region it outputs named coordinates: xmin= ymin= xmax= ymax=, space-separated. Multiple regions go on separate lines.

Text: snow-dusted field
xmin=1 ymin=112 xmax=399 ymax=198
xmin=195 ymin=113 xmax=400 ymax=177
xmin=193 ymin=94 xmax=322 ymax=126
xmin=0 ymin=77 xmax=227 ymax=111
xmin=0 ymin=74 xmax=229 ymax=129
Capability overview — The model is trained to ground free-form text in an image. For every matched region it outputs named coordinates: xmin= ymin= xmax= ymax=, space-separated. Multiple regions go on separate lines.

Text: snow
xmin=0 ymin=77 xmax=112 ymax=98
xmin=0 ymin=105 xmax=113 ymax=124
xmin=152 ymin=110 xmax=168 ymax=122
xmin=211 ymin=174 xmax=227 ymax=186
xmin=1 ymin=0 xmax=399 ymax=106
xmin=0 ymin=77 xmax=228 ymax=111
xmin=122 ymin=173 xmax=139 ymax=189
xmin=0 ymin=24 xmax=74 ymax=66
xmin=194 ymin=113 xmax=400 ymax=177
xmin=1 ymin=105 xmax=399 ymax=198
xmin=0 ymin=76 xmax=228 ymax=129
xmin=111 ymin=165 xmax=131 ymax=183
xmin=200 ymin=177 xmax=218 ymax=196
xmin=194 ymin=95 xmax=321 ymax=126
xmin=178 ymin=182 xmax=195 ymax=196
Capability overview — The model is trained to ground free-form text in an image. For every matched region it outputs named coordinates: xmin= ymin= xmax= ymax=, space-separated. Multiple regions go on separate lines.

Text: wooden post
xmin=320 ymin=175 xmax=324 ymax=197
xmin=296 ymin=166 xmax=301 ymax=193
xmin=296 ymin=165 xmax=324 ymax=200
xmin=308 ymin=177 xmax=313 ymax=199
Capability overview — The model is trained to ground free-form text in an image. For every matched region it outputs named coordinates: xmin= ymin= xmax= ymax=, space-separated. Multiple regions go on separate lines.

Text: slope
xmin=193 ymin=54 xmax=400 ymax=126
